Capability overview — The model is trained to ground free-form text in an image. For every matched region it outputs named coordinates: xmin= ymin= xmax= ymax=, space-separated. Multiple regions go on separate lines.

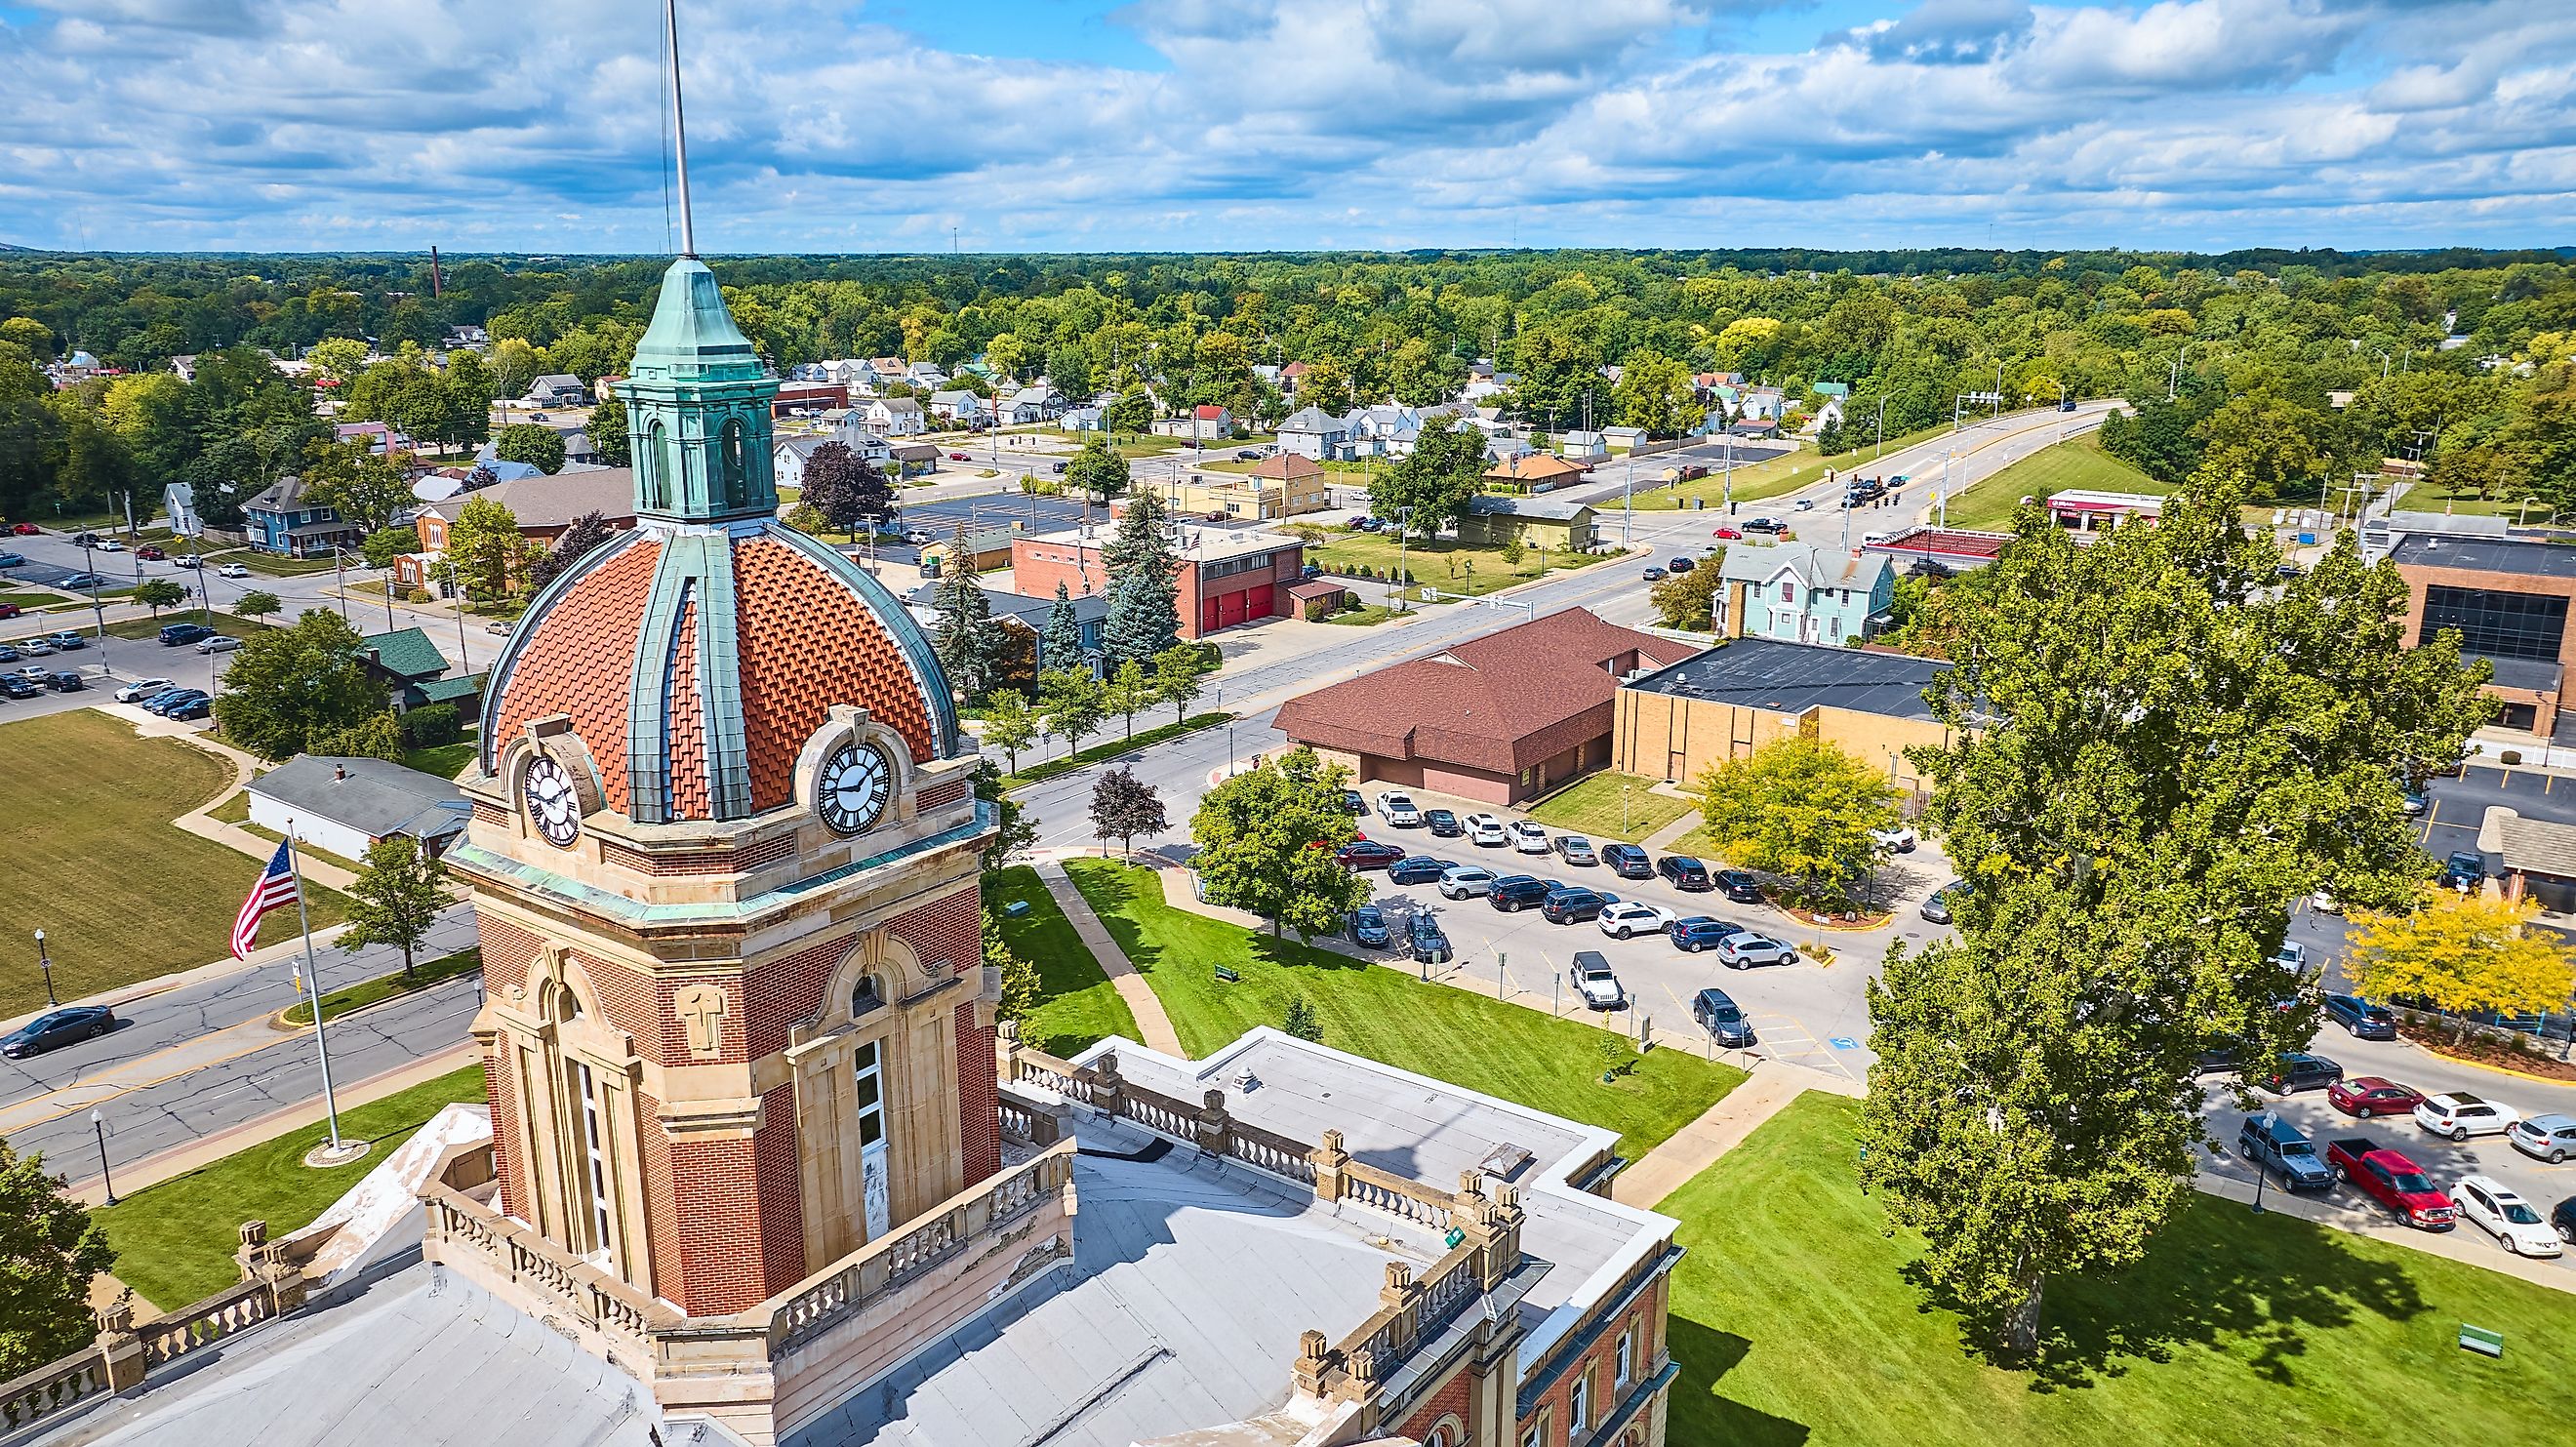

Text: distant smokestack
xmin=428 ymin=245 xmax=444 ymax=298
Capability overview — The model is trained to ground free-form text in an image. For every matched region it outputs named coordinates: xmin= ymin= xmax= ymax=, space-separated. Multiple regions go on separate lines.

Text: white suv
xmin=2453 ymin=1175 xmax=2562 ymax=1258
xmin=1376 ymin=791 xmax=1423 ymax=828
xmin=1463 ymin=813 xmax=1509 ymax=847
xmin=2414 ymin=1092 xmax=2518 ymax=1142
xmin=1508 ymin=820 xmax=1550 ymax=855
xmin=1596 ymin=901 xmax=1674 ymax=940
xmin=1567 ymin=951 xmax=1625 ymax=1010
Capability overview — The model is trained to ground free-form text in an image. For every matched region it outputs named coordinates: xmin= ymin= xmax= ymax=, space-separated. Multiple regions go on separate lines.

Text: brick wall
xmin=754 ymin=1081 xmax=808 ymax=1296
xmin=1394 ymin=1362 xmax=1473 ymax=1445
xmin=477 ymin=915 xmax=544 ymax=995
xmin=664 ymin=1115 xmax=772 ymax=1315
xmin=486 ymin=1045 xmax=528 ymax=1222
xmin=886 ymin=883 xmax=979 ymax=977
xmin=746 ymin=931 xmax=857 ymax=1059
xmin=953 ymin=1000 xmax=999 ymax=1186
xmin=636 ymin=1086 xmax=682 ymax=1305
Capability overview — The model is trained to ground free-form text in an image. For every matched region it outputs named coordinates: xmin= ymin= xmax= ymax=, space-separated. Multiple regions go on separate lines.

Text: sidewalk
xmin=1032 ymin=856 xmax=1186 ymax=1058
xmin=1611 ymin=1059 xmax=1860 ymax=1208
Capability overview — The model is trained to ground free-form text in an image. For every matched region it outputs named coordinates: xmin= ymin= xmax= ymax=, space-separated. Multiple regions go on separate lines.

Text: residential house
xmin=1003 ymin=384 xmax=1063 ymax=424
xmin=1275 ymin=607 xmax=1698 ymax=804
xmin=1601 ymin=424 xmax=1647 ymax=451
xmin=904 ymin=582 xmax=1108 ymax=679
xmin=445 ymin=324 xmax=490 ymax=348
xmin=1278 ymin=360 xmax=1308 ymax=396
xmin=1149 ymin=404 xmax=1236 ymax=441
xmin=926 ymin=389 xmax=989 ymax=425
xmin=773 ymin=429 xmax=894 ymax=492
xmin=1560 ymin=430 xmax=1609 ymax=462
xmin=246 ymin=754 xmax=469 ymax=864
xmin=865 ymin=396 xmax=926 ymax=436
xmin=1457 ymin=495 xmax=1597 ymax=553
xmin=335 ymin=420 xmax=411 ymax=455
xmin=521 ymin=373 xmax=585 ymax=407
xmin=1057 ymin=403 xmax=1106 ymax=432
xmin=355 ymin=626 xmax=463 ymax=710
xmin=1482 ymin=453 xmax=1591 ymax=495
xmin=169 ymin=354 xmax=199 ymax=382
xmin=1716 ymin=541 xmax=1897 ymax=646
xmin=1344 ymin=405 xmax=1423 ymax=459
xmin=1485 ymin=433 xmax=1534 ymax=463
xmin=906 ymin=361 xmax=948 ymax=389
xmin=1277 ymin=406 xmax=1348 ymax=460
xmin=397 ymin=467 xmax=638 ymax=594
xmin=242 ymin=474 xmax=364 ymax=557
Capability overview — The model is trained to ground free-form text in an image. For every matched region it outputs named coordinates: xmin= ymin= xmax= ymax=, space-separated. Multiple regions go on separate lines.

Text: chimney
xmin=334 ymin=764 xmax=347 ymax=782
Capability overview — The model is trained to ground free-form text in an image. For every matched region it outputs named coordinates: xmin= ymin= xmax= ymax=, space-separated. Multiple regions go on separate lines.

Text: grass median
xmin=1061 ymin=859 xmax=1741 ymax=1163
xmin=1940 ymin=435 xmax=2163 ymax=532
xmin=92 ymin=1064 xmax=489 ymax=1311
xmin=1524 ymin=772 xmax=1696 ymax=843
xmin=986 ymin=866 xmax=1139 ymax=1056
xmin=280 ymin=947 xmax=481 ymax=1026
xmin=1001 ymin=711 xmax=1231 ymax=789
xmin=1662 ymin=1091 xmax=2576 ymax=1447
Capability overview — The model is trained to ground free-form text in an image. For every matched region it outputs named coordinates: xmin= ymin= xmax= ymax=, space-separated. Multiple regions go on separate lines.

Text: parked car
xmin=1666 ymin=555 xmax=1695 ymax=574
xmin=1334 ymin=839 xmax=1406 ymax=870
xmin=2328 ymin=1075 xmax=2424 ymax=1118
xmin=1387 ymin=855 xmax=1450 ymax=885
xmin=2440 ymin=850 xmax=2486 ymax=893
xmin=1348 ymin=905 xmax=1391 ymax=948
xmin=0 ymin=674 xmax=37 ymax=700
xmin=2453 ymin=1176 xmax=2562 ymax=1257
xmin=1508 ymin=820 xmax=1550 ymax=855
xmin=2324 ymin=1137 xmax=2457 ymax=1229
xmin=0 ymin=644 xmax=16 ymax=663
xmin=2236 ymin=1111 xmax=2333 ymax=1191
xmin=1566 ymin=952 xmax=1625 ymax=1010
xmin=217 ymin=561 xmax=250 ymax=578
xmin=113 ymin=677 xmax=172 ymax=703
xmin=1407 ymin=911 xmax=1451 ymax=966
xmin=45 ymin=631 xmax=85 ymax=651
xmin=1423 ymin=809 xmax=1463 ymax=838
xmin=4 ymin=523 xmax=31 ymax=535
xmin=1596 ymin=901 xmax=1674 ymax=940
xmin=486 ymin=620 xmax=511 ymax=635
xmin=16 ymin=638 xmax=54 ymax=656
xmin=1667 ymin=916 xmax=1743 ymax=953
xmin=91 ymin=539 xmax=126 ymax=553
xmin=1488 ymin=876 xmax=1555 ymax=912
xmin=166 ymin=695 xmax=213 ymax=720
xmin=1540 ymin=886 xmax=1616 ymax=924
xmin=1919 ymin=880 xmax=1967 ymax=924
xmin=1550 ymin=834 xmax=1597 ymax=867
xmin=1658 ymin=855 xmax=1713 ymax=891
xmin=2399 ymin=787 xmax=2427 ymax=816
xmin=1692 ymin=988 xmax=1756 ymax=1047
xmin=159 ymin=623 xmax=215 ymax=646
xmin=1436 ymin=864 xmax=1497 ymax=900
xmin=1716 ymin=932 xmax=1795 ymax=970
xmin=2258 ymin=1052 xmax=2344 ymax=1095
xmin=1 ymin=1006 xmax=117 ymax=1058
xmin=1642 ymin=566 xmax=1667 ymax=583
xmin=1338 ymin=789 xmax=1367 ymax=816
xmin=2558 ymin=1197 xmax=2576 ymax=1246
xmin=1871 ymin=823 xmax=1917 ymax=853
xmin=145 ymin=689 xmax=209 ymax=716
xmin=1711 ymin=867 xmax=1763 ymax=904
xmin=0 ymin=551 xmax=21 ymax=567
xmin=0 ymin=603 xmax=17 ymax=621
xmin=2507 ymin=1113 xmax=2576 ymax=1164
xmin=44 ymin=671 xmax=84 ymax=692
xmin=1600 ymin=843 xmax=1652 ymax=879
xmin=1464 ymin=813 xmax=1509 ymax=847
xmin=174 ymin=553 xmax=202 ymax=568
xmin=2415 ymin=1091 xmax=2518 ymax=1142
xmin=198 ymin=634 xmax=243 ymax=654
xmin=137 ymin=544 xmax=165 ymax=561
xmin=1376 ymin=791 xmax=1423 ymax=827
xmin=59 ymin=573 xmax=105 ymax=589
xmin=2322 ymin=994 xmax=2397 ymax=1040
xmin=2308 ymin=886 xmax=2341 ymax=914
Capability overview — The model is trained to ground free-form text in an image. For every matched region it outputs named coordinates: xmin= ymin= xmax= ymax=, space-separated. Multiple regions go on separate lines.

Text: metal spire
xmin=663 ymin=0 xmax=697 ymax=257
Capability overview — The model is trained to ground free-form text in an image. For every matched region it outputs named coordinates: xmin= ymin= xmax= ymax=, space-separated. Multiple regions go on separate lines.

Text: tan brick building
xmin=1614 ymin=636 xmax=1959 ymax=800
xmin=1138 ymin=453 xmax=1332 ymax=521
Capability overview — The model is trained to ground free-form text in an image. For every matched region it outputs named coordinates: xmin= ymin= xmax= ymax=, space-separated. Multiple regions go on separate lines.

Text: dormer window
xmin=852 ymin=976 xmax=885 ymax=1018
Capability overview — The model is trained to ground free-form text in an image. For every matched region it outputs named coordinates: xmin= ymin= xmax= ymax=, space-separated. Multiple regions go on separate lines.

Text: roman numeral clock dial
xmin=820 ymin=744 xmax=893 ymax=835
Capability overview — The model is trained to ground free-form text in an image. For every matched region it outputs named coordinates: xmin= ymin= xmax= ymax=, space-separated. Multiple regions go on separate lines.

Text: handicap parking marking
xmin=1829 ymin=1036 xmax=1860 ymax=1050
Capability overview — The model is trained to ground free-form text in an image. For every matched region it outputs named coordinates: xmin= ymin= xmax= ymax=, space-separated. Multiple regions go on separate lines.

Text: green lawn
xmin=101 ymin=609 xmax=271 ymax=641
xmin=1308 ymin=529 xmax=1609 ymax=594
xmin=93 ymin=1065 xmax=488 ymax=1311
xmin=402 ymin=741 xmax=477 ymax=779
xmin=1941 ymin=436 xmax=2164 ymax=532
xmin=1524 ymin=772 xmax=1696 ymax=843
xmin=1637 ymin=422 xmax=1957 ymax=511
xmin=986 ymin=866 xmax=1140 ymax=1056
xmin=1663 ymin=1093 xmax=2576 ymax=1447
xmin=0 ymin=711 xmax=343 ymax=1014
xmin=1321 ymin=604 xmax=1402 ymax=626
xmin=201 ymin=548 xmax=342 ymax=577
xmin=281 ymin=947 xmax=482 ymax=1026
xmin=1061 ymin=860 xmax=1741 ymax=1162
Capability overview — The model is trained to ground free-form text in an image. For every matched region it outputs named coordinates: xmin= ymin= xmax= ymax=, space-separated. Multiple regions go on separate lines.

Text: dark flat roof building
xmin=2392 ymin=532 xmax=2576 ymax=739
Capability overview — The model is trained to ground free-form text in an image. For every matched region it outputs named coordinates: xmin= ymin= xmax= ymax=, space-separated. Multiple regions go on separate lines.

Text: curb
xmin=2396 ymin=1036 xmax=2576 ymax=1088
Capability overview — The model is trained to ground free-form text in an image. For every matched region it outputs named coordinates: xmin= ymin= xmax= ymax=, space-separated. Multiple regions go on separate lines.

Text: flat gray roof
xmin=1626 ymin=637 xmax=1944 ymax=722
xmin=2393 ymin=533 xmax=2576 ymax=580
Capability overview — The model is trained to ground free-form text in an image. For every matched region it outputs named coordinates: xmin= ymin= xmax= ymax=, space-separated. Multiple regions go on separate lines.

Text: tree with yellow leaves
xmin=2345 ymin=889 xmax=2576 ymax=1043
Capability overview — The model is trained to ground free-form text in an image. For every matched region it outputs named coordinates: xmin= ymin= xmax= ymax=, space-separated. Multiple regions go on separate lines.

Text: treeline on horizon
xmin=3 ymin=244 xmax=2573 ymax=533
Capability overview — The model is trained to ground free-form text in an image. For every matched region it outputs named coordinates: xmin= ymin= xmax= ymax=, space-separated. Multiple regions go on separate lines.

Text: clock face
xmin=819 ymin=744 xmax=894 ymax=836
xmin=523 ymin=756 xmax=582 ymax=847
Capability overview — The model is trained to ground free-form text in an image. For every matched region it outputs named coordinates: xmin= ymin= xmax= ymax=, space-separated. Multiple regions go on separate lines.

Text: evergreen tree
xmin=1039 ymin=583 xmax=1084 ymax=674
xmin=930 ymin=525 xmax=1005 ymax=699
xmin=1101 ymin=490 xmax=1181 ymax=668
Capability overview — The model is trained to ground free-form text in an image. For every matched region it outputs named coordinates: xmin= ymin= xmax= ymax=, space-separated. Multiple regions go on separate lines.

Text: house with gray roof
xmin=246 ymin=754 xmax=469 ymax=864
xmin=1276 ymin=405 xmax=1348 ymax=461
xmin=1716 ymin=539 xmax=1896 ymax=645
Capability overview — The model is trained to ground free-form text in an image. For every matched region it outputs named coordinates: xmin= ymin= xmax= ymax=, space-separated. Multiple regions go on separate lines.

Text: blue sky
xmin=0 ymin=0 xmax=2569 ymax=255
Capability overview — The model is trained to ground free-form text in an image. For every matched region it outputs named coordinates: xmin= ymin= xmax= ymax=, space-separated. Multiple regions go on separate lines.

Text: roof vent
xmin=334 ymin=764 xmax=347 ymax=781
xmin=1479 ymin=1143 xmax=1535 ymax=1180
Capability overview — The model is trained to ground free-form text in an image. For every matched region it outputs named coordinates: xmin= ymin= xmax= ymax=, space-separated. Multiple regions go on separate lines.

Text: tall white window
xmin=1616 ymin=1328 xmax=1633 ymax=1387
xmin=855 ymin=1038 xmax=890 ymax=1237
xmin=576 ymin=1062 xmax=613 ymax=1264
xmin=1569 ymin=1369 xmax=1590 ymax=1434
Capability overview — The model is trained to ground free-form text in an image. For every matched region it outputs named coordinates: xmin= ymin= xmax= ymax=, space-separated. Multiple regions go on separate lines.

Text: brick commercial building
xmin=2391 ymin=534 xmax=2576 ymax=738
xmin=1614 ymin=636 xmax=1959 ymax=800
xmin=1138 ymin=453 xmax=1332 ymax=521
xmin=1009 ymin=523 xmax=1305 ymax=638
xmin=1275 ymin=608 xmax=1698 ymax=804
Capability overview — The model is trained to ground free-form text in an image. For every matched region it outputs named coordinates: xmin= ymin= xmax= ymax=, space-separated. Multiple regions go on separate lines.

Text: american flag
xmin=230 ymin=842 xmax=301 ymax=959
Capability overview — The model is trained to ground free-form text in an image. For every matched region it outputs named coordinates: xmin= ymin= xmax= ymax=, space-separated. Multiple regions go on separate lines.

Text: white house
xmin=1601 ymin=425 xmax=1648 ymax=451
xmin=1560 ymin=430 xmax=1610 ymax=462
xmin=774 ymin=425 xmax=894 ymax=491
xmin=247 ymin=754 xmax=469 ymax=864
xmin=521 ymin=374 xmax=586 ymax=408
xmin=866 ymin=396 xmax=926 ymax=436
xmin=1277 ymin=406 xmax=1348 ymax=461
xmin=1005 ymin=384 xmax=1064 ymax=424
xmin=906 ymin=361 xmax=948 ymax=389
xmin=927 ymin=389 xmax=989 ymax=424
xmin=1059 ymin=404 xmax=1106 ymax=433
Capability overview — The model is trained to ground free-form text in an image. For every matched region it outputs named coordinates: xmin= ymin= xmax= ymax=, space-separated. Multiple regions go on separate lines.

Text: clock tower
xmin=445 ymin=249 xmax=997 ymax=1320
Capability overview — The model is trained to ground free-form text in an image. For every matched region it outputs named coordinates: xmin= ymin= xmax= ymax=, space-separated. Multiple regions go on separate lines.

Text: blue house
xmin=1717 ymin=541 xmax=1896 ymax=646
xmin=242 ymin=474 xmax=364 ymax=557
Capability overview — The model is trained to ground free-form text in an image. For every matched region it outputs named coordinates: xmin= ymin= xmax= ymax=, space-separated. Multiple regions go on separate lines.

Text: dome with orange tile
xmin=479 ymin=520 xmax=959 ymax=825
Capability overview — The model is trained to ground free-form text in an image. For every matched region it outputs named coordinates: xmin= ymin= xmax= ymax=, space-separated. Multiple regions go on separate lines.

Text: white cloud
xmin=0 ymin=0 xmax=2568 ymax=252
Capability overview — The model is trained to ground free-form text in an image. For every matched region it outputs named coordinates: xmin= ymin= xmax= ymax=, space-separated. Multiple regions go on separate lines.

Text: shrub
xmin=2503 ymin=749 xmax=2524 ymax=765
xmin=401 ymin=703 xmax=463 ymax=747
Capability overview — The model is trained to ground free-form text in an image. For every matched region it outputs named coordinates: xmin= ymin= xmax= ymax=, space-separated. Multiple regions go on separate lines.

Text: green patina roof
xmin=359 ymin=626 xmax=451 ymax=682
xmin=415 ymin=672 xmax=486 ymax=704
xmin=627 ymin=258 xmax=765 ymax=386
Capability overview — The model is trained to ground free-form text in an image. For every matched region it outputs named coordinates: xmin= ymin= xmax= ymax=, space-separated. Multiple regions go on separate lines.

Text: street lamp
xmin=33 ymin=929 xmax=56 ymax=1007
xmin=91 ymin=1110 xmax=116 ymax=1205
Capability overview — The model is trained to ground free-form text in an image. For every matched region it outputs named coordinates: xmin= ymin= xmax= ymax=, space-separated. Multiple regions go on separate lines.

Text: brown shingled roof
xmin=1272 ymin=609 xmax=1699 ymax=774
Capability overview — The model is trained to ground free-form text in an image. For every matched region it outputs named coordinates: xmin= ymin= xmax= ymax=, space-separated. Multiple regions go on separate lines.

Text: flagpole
xmin=285 ymin=821 xmax=346 ymax=1151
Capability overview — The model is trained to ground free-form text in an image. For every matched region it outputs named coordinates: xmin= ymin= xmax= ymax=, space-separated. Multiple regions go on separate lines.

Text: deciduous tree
xmin=213 ymin=609 xmax=390 ymax=761
xmin=524 ymin=510 xmax=615 ymax=592
xmin=1039 ymin=667 xmax=1107 ymax=758
xmin=1090 ymin=766 xmax=1167 ymax=856
xmin=1064 ymin=437 xmax=1130 ymax=503
xmin=1695 ymin=736 xmax=1899 ymax=904
xmin=2346 ymin=891 xmax=2576 ymax=1044
xmin=1368 ymin=420 xmax=1485 ymax=534
xmin=1188 ymin=746 xmax=1367 ymax=941
xmin=232 ymin=588 xmax=282 ymax=623
xmin=339 ymin=838 xmax=450 ymax=983
xmin=1152 ymin=643 xmax=1205 ymax=726
xmin=1648 ymin=558 xmax=1724 ymax=630
xmin=1104 ymin=658 xmax=1154 ymax=743
xmin=986 ymin=906 xmax=1040 ymax=1025
xmin=0 ymin=1140 xmax=116 ymax=1379
xmin=980 ymin=690 xmax=1044 ymax=777
xmin=132 ymin=578 xmax=183 ymax=619
xmin=494 ymin=422 xmax=565 ymax=475
xmin=445 ymin=496 xmax=526 ymax=601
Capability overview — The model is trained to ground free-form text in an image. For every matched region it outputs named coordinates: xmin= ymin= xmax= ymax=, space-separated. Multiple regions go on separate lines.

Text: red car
xmin=1334 ymin=838 xmax=1406 ymax=870
xmin=2328 ymin=1075 xmax=2424 ymax=1117
xmin=0 ymin=602 xmax=19 ymax=621
xmin=1711 ymin=526 xmax=1742 ymax=540
xmin=7 ymin=523 xmax=36 ymax=536
xmin=2324 ymin=1136 xmax=2456 ymax=1229
xmin=947 ymin=451 xmax=970 ymax=461
xmin=137 ymin=544 xmax=166 ymax=561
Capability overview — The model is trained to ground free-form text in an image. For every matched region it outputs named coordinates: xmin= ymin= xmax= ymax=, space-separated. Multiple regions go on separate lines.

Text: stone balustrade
xmin=0 ymin=1345 xmax=114 ymax=1435
xmin=419 ymin=1149 xmax=676 ymax=1367
xmin=138 ymin=1279 xmax=276 ymax=1367
xmin=1338 ymin=1160 xmax=1458 ymax=1228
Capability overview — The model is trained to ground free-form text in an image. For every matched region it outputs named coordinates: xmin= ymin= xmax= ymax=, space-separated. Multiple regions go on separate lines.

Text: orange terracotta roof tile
xmin=486 ymin=533 xmax=662 ymax=814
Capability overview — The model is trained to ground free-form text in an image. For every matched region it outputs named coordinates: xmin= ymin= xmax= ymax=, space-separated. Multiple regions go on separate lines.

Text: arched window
xmin=719 ymin=417 xmax=749 ymax=508
xmin=643 ymin=420 xmax=669 ymax=510
xmin=852 ymin=976 xmax=884 ymax=1019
